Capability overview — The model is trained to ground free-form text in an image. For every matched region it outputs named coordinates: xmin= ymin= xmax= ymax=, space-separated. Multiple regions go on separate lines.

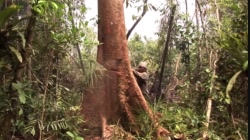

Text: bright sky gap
xmin=85 ymin=0 xmax=195 ymax=40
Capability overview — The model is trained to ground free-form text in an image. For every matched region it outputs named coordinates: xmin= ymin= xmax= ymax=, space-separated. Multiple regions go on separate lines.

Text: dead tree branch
xmin=126 ymin=0 xmax=148 ymax=39
xmin=157 ymin=5 xmax=176 ymax=96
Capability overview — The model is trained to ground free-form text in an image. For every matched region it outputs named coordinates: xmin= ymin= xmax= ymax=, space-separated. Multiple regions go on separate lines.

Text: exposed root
xmin=82 ymin=68 xmax=171 ymax=139
xmin=102 ymin=125 xmax=136 ymax=140
xmin=156 ymin=126 xmax=171 ymax=139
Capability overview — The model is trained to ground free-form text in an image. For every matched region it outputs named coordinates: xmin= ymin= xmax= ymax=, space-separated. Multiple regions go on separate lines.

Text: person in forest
xmin=149 ymin=70 xmax=161 ymax=99
xmin=132 ymin=61 xmax=149 ymax=97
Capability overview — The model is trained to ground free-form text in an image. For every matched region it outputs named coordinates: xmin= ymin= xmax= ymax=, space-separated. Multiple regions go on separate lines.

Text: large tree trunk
xmin=81 ymin=0 xmax=170 ymax=139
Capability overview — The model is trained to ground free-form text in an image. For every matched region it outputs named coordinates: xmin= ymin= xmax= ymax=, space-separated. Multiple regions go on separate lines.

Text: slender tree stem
xmin=203 ymin=50 xmax=218 ymax=139
xmin=39 ymin=51 xmax=53 ymax=140
xmin=214 ymin=0 xmax=221 ymax=30
xmin=158 ymin=5 xmax=176 ymax=96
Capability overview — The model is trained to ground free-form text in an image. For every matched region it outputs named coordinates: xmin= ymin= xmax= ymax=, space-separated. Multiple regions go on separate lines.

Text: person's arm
xmin=132 ymin=69 xmax=148 ymax=80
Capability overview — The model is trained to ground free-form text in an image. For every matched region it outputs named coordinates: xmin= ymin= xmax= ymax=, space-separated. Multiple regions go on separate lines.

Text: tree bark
xmin=81 ymin=0 xmax=170 ymax=139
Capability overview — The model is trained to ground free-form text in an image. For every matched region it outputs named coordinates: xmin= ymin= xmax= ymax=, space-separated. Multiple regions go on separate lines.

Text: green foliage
xmin=0 ymin=79 xmax=84 ymax=138
xmin=66 ymin=131 xmax=84 ymax=140
xmin=32 ymin=0 xmax=64 ymax=18
xmin=0 ymin=0 xmax=97 ymax=139
xmin=157 ymin=103 xmax=204 ymax=139
xmin=128 ymin=33 xmax=161 ymax=71
xmin=0 ymin=4 xmax=22 ymax=29
xmin=217 ymin=30 xmax=248 ymax=70
xmin=225 ymin=70 xmax=242 ymax=104
xmin=135 ymin=109 xmax=154 ymax=139
xmin=9 ymin=46 xmax=23 ymax=63
xmin=12 ymin=81 xmax=32 ymax=104
xmin=142 ymin=0 xmax=248 ymax=139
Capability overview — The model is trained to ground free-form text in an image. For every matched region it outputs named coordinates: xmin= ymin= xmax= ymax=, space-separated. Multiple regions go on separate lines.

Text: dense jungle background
xmin=0 ymin=0 xmax=248 ymax=139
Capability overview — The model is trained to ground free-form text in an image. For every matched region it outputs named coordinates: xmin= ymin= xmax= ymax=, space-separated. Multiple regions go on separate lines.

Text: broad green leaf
xmin=18 ymin=90 xmax=26 ymax=104
xmin=149 ymin=4 xmax=157 ymax=11
xmin=53 ymin=124 xmax=57 ymax=130
xmin=0 ymin=61 xmax=5 ymax=68
xmin=132 ymin=15 xmax=137 ymax=20
xmin=242 ymin=50 xmax=248 ymax=54
xmin=31 ymin=127 xmax=35 ymax=136
xmin=185 ymin=110 xmax=191 ymax=118
xmin=51 ymin=123 xmax=55 ymax=130
xmin=84 ymin=21 xmax=88 ymax=26
xmin=76 ymin=136 xmax=84 ymax=140
xmin=19 ymin=108 xmax=23 ymax=115
xmin=12 ymin=82 xmax=23 ymax=90
xmin=38 ymin=0 xmax=46 ymax=4
xmin=175 ymin=125 xmax=180 ymax=131
xmin=50 ymin=1 xmax=58 ymax=9
xmin=66 ymin=131 xmax=75 ymax=138
xmin=46 ymin=124 xmax=50 ymax=131
xmin=0 ymin=4 xmax=22 ymax=28
xmin=226 ymin=70 xmax=242 ymax=104
xmin=243 ymin=60 xmax=248 ymax=71
xmin=225 ymin=98 xmax=231 ymax=104
xmin=17 ymin=30 xmax=26 ymax=48
xmin=226 ymin=70 xmax=242 ymax=93
xmin=33 ymin=6 xmax=42 ymax=14
xmin=81 ymin=6 xmax=87 ymax=13
xmin=205 ymin=68 xmax=210 ymax=73
xmin=9 ymin=46 xmax=22 ymax=62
